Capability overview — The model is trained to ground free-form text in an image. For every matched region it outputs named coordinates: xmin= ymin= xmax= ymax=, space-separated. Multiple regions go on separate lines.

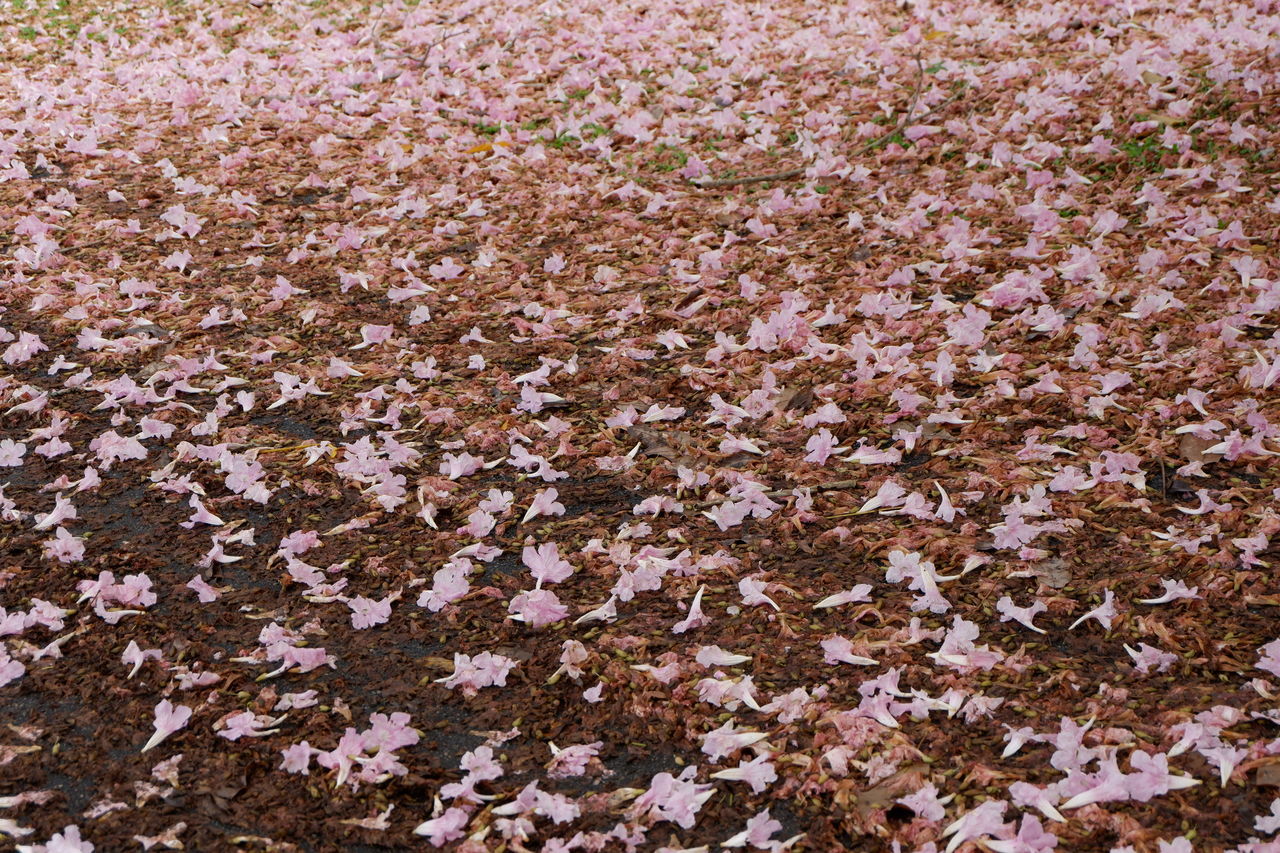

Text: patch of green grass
xmin=1191 ymin=96 xmax=1236 ymax=123
xmin=579 ymin=122 xmax=608 ymax=140
xmin=1116 ymin=136 xmax=1175 ymax=172
xmin=18 ymin=24 xmax=37 ymax=39
xmin=568 ymin=88 xmax=591 ymax=100
xmin=521 ymin=117 xmax=550 ymax=131
xmin=925 ymin=62 xmax=944 ymax=74
xmin=648 ymin=144 xmax=688 ymax=172
xmin=869 ymin=130 xmax=908 ymax=151
xmin=474 ymin=122 xmax=502 ymax=136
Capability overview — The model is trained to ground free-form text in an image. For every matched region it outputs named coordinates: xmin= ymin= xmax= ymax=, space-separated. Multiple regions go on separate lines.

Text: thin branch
xmin=695 ymin=56 xmax=964 ymax=190
xmin=694 ymin=166 xmax=807 ymax=189
xmin=364 ymin=7 xmax=475 ymax=82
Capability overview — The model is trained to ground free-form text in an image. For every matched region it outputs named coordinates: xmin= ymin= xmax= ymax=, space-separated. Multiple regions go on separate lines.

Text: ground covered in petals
xmin=3 ymin=0 xmax=1280 ymax=850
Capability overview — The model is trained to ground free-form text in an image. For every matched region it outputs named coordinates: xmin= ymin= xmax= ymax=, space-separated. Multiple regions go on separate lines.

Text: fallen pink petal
xmin=1 ymin=0 xmax=1279 ymax=848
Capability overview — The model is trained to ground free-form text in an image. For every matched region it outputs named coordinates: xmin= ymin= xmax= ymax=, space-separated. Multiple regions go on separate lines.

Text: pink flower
xmin=710 ymin=753 xmax=777 ymax=793
xmin=700 ymin=721 xmax=767 ymax=762
xmin=1060 ymin=752 xmax=1132 ymax=810
xmin=439 ymin=451 xmax=484 ymax=480
xmin=182 ymin=495 xmax=224 ymax=528
xmin=885 ymin=550 xmax=951 ymax=614
xmin=547 ymin=741 xmax=602 ymax=779
xmin=457 ymin=509 xmax=496 ymax=538
xmin=1138 ymin=578 xmax=1200 ymax=604
xmin=0 ymin=439 xmax=26 ymax=467
xmin=813 ymin=584 xmax=874 ymax=609
xmin=42 ymin=527 xmax=85 ymax=563
xmin=724 ymin=809 xmax=786 ymax=849
xmin=522 ymin=543 xmax=574 ymax=585
xmin=942 ymin=799 xmax=1011 ymax=853
xmin=348 ymin=593 xmax=396 ymax=629
xmin=522 ymin=488 xmax=566 ymax=523
xmin=413 ymin=807 xmax=470 ymax=846
xmin=695 ymin=645 xmax=752 ymax=668
xmin=186 ymin=575 xmax=221 ymax=602
xmin=1255 ymin=799 xmax=1280 ymax=835
xmin=142 ymin=700 xmax=193 ymax=752
xmin=928 ymin=616 xmax=1005 ymax=672
xmin=280 ymin=741 xmax=315 ymax=775
xmin=986 ymin=814 xmax=1058 ymax=853
xmin=88 ymin=430 xmax=147 ymax=469
xmin=0 ymin=647 xmax=25 ymax=688
xmin=508 ymin=588 xmax=569 ymax=628
xmin=113 ymin=574 xmax=156 ymax=608
xmin=121 ymin=641 xmax=161 ymax=679
xmin=822 ymin=635 xmax=877 ymax=666
xmin=29 ymin=825 xmax=94 ymax=853
xmin=997 ymin=596 xmax=1048 ymax=634
xmin=860 ymin=480 xmax=907 ymax=513
xmin=417 ymin=564 xmax=471 ymax=612
xmin=478 ymin=489 xmax=514 ymax=514
xmin=738 ymin=577 xmax=779 ymax=610
xmin=1124 ymin=643 xmax=1177 ymax=675
xmin=898 ymin=782 xmax=951 ymax=822
xmin=2 ymin=331 xmax=47 ymax=365
xmin=218 ymin=711 xmax=280 ymax=741
xmin=277 ymin=529 xmax=321 ymax=557
xmin=428 ymin=256 xmax=466 ymax=280
xmin=1126 ymin=750 xmax=1199 ymax=801
xmin=719 ymin=434 xmax=766 ymax=456
xmin=1068 ymin=589 xmax=1117 ymax=631
xmin=804 ymin=428 xmax=845 ymax=464
xmin=631 ymin=767 xmax=714 ymax=829
xmin=33 ymin=493 xmax=76 ymax=531
xmin=437 ymin=651 xmax=518 ymax=697
xmin=442 ymin=745 xmax=504 ymax=802
xmin=672 ymin=585 xmax=709 ymax=633
xmin=352 ymin=323 xmax=394 ymax=349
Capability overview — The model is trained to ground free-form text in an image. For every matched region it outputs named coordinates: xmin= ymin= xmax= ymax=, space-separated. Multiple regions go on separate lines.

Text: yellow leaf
xmin=465 ymin=140 xmax=514 ymax=154
xmin=924 ymin=29 xmax=947 ymax=41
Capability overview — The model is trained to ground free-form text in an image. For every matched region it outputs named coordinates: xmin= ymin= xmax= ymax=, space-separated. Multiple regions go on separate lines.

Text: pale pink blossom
xmin=121 ymin=641 xmax=161 ymax=679
xmin=0 ymin=439 xmax=26 ymax=467
xmin=348 ymin=594 xmax=396 ymax=629
xmin=508 ymin=588 xmax=569 ymax=628
xmin=522 ymin=488 xmax=565 ymax=523
xmin=414 ymin=808 xmax=469 ymax=846
xmin=142 ymin=700 xmax=193 ymax=752
xmin=42 ymin=527 xmax=85 ymax=563
xmin=1068 ymin=589 xmax=1117 ymax=631
xmin=437 ymin=652 xmax=518 ymax=696
xmin=522 ymin=542 xmax=574 ymax=585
